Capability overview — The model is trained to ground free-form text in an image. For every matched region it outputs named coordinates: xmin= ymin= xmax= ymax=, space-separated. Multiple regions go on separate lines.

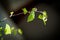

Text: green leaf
xmin=27 ymin=11 xmax=35 ymax=22
xmin=10 ymin=11 xmax=14 ymax=17
xmin=38 ymin=14 xmax=43 ymax=20
xmin=22 ymin=8 xmax=28 ymax=14
xmin=32 ymin=8 xmax=37 ymax=11
xmin=13 ymin=29 xmax=17 ymax=36
xmin=0 ymin=33 xmax=2 ymax=37
xmin=43 ymin=10 xmax=47 ymax=17
xmin=42 ymin=10 xmax=47 ymax=26
xmin=18 ymin=29 xmax=23 ymax=35
xmin=4 ymin=24 xmax=11 ymax=35
xmin=10 ymin=11 xmax=14 ymax=15
xmin=0 ymin=27 xmax=2 ymax=37
xmin=38 ymin=10 xmax=48 ymax=26
xmin=11 ymin=27 xmax=17 ymax=36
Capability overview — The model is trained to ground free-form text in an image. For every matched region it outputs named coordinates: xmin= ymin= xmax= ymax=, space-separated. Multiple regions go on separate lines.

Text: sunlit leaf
xmin=42 ymin=10 xmax=47 ymax=26
xmin=43 ymin=11 xmax=47 ymax=18
xmin=10 ymin=11 xmax=14 ymax=17
xmin=10 ymin=11 xmax=14 ymax=15
xmin=4 ymin=24 xmax=11 ymax=35
xmin=27 ymin=11 xmax=35 ymax=22
xmin=22 ymin=8 xmax=28 ymax=14
xmin=18 ymin=29 xmax=23 ymax=35
xmin=38 ymin=10 xmax=48 ymax=26
xmin=38 ymin=14 xmax=43 ymax=20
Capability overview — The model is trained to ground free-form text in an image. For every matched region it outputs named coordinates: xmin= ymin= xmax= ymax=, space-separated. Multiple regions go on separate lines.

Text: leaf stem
xmin=9 ymin=11 xmax=43 ymax=17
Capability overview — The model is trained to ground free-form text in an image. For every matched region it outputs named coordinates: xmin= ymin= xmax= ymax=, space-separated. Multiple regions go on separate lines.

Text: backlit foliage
xmin=38 ymin=10 xmax=48 ymax=25
xmin=0 ymin=23 xmax=23 ymax=37
xmin=27 ymin=11 xmax=35 ymax=22
xmin=27 ymin=8 xmax=37 ymax=22
xmin=10 ymin=11 xmax=14 ymax=17
xmin=9 ymin=8 xmax=48 ymax=26
xmin=18 ymin=29 xmax=23 ymax=35
xmin=4 ymin=24 xmax=11 ymax=35
xmin=22 ymin=8 xmax=28 ymax=15
xmin=0 ymin=7 xmax=48 ymax=40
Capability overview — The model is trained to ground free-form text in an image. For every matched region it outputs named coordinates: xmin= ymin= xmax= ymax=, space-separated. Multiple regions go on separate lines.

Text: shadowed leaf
xmin=13 ymin=29 xmax=17 ymax=36
xmin=32 ymin=8 xmax=37 ymax=11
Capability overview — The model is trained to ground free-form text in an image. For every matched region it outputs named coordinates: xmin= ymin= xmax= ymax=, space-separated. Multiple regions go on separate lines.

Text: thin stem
xmin=9 ymin=11 xmax=43 ymax=17
xmin=36 ymin=11 xmax=43 ymax=13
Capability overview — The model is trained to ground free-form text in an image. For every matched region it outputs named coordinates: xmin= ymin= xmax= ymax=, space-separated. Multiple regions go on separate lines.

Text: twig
xmin=9 ymin=11 xmax=43 ymax=17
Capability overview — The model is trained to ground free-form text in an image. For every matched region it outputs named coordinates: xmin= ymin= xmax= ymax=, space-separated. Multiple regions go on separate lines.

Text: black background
xmin=0 ymin=0 xmax=60 ymax=40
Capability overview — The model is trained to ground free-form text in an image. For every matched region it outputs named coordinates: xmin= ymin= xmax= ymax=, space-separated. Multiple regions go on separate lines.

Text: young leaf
xmin=10 ymin=11 xmax=14 ymax=17
xmin=42 ymin=11 xmax=47 ymax=25
xmin=27 ymin=11 xmax=35 ymax=22
xmin=38 ymin=10 xmax=47 ymax=26
xmin=10 ymin=11 xmax=14 ymax=15
xmin=22 ymin=8 xmax=28 ymax=15
xmin=38 ymin=14 xmax=43 ymax=20
xmin=4 ymin=24 xmax=11 ymax=35
xmin=18 ymin=29 xmax=23 ymax=35
xmin=32 ymin=8 xmax=37 ymax=12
